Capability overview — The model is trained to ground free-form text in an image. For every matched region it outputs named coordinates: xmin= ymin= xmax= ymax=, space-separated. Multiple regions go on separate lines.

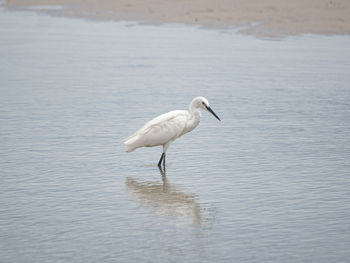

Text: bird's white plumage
xmin=124 ymin=97 xmax=220 ymax=166
xmin=124 ymin=110 xmax=189 ymax=152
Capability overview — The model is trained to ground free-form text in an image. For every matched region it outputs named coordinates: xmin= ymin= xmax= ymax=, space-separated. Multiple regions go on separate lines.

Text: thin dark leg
xmin=158 ymin=153 xmax=164 ymax=167
xmin=162 ymin=153 xmax=166 ymax=167
xmin=158 ymin=165 xmax=166 ymax=177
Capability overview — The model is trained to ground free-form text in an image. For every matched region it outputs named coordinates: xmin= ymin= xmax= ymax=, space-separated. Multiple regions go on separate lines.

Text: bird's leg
xmin=158 ymin=153 xmax=166 ymax=176
xmin=162 ymin=153 xmax=166 ymax=167
xmin=159 ymin=165 xmax=166 ymax=177
xmin=158 ymin=153 xmax=165 ymax=168
xmin=161 ymin=143 xmax=170 ymax=169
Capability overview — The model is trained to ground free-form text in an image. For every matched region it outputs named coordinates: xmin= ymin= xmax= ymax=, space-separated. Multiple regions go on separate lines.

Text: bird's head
xmin=192 ymin=96 xmax=221 ymax=121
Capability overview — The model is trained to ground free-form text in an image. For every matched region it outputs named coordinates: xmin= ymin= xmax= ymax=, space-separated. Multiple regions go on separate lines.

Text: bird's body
xmin=124 ymin=97 xmax=220 ymax=169
xmin=124 ymin=110 xmax=199 ymax=153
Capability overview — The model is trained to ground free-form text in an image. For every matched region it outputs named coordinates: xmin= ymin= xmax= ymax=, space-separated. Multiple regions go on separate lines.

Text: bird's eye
xmin=202 ymin=102 xmax=205 ymax=105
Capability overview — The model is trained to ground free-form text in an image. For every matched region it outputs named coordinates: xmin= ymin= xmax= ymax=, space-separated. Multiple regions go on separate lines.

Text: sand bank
xmin=4 ymin=0 xmax=350 ymax=36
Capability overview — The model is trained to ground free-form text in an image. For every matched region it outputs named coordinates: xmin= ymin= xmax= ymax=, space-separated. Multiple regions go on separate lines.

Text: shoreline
xmin=4 ymin=0 xmax=350 ymax=37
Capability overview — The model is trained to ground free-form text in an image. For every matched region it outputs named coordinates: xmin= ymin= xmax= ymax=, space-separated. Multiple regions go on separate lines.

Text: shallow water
xmin=1 ymin=7 xmax=350 ymax=263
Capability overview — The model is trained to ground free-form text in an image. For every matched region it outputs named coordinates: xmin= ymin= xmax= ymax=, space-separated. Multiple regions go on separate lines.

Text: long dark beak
xmin=206 ymin=105 xmax=221 ymax=121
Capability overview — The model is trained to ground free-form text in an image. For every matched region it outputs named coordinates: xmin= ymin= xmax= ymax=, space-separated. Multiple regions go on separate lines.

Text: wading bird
xmin=124 ymin=96 xmax=220 ymax=170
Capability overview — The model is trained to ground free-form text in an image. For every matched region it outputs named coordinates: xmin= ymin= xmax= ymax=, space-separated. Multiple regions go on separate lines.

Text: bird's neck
xmin=187 ymin=106 xmax=201 ymax=132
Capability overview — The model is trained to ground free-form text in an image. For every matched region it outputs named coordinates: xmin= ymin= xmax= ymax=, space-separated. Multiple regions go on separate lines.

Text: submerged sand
xmin=4 ymin=0 xmax=350 ymax=36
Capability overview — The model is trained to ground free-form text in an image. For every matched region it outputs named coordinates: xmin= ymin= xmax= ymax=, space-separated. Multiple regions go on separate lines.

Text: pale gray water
xmin=1 ymin=6 xmax=350 ymax=263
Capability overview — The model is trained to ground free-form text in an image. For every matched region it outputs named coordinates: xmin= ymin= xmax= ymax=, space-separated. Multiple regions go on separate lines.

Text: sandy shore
xmin=4 ymin=0 xmax=350 ymax=36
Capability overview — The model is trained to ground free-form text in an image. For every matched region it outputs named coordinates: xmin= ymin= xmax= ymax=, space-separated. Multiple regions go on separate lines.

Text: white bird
xmin=124 ymin=96 xmax=220 ymax=169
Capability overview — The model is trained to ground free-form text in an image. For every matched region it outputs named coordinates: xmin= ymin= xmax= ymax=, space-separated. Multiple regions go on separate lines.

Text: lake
xmin=0 ymin=6 xmax=350 ymax=263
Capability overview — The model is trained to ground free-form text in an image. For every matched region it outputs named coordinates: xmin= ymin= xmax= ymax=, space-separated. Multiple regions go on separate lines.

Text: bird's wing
xmin=125 ymin=110 xmax=189 ymax=147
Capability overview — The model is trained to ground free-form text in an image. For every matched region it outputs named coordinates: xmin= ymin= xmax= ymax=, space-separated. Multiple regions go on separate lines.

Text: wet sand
xmin=4 ymin=0 xmax=350 ymax=36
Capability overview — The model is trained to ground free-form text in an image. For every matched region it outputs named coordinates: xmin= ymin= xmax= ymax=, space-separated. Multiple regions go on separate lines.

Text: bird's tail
xmin=123 ymin=134 xmax=139 ymax=152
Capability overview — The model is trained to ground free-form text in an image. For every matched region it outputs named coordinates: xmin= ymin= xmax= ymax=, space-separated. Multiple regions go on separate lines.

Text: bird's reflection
xmin=125 ymin=170 xmax=209 ymax=225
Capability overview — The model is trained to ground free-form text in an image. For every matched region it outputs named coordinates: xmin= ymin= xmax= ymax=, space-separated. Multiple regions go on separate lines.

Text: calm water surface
xmin=1 ymin=7 xmax=350 ymax=263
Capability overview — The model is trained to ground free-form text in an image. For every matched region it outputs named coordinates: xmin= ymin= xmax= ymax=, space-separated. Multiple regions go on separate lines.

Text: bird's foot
xmin=158 ymin=164 xmax=166 ymax=177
